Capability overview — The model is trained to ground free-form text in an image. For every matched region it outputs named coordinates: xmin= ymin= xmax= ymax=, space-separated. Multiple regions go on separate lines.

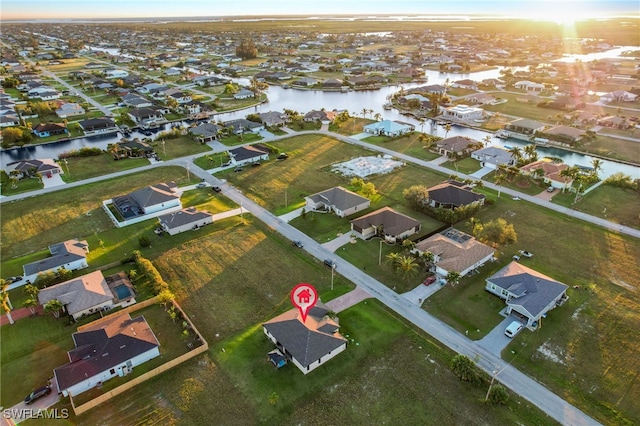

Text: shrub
xmin=488 ymin=384 xmax=509 ymax=405
xmin=450 ymin=354 xmax=481 ymax=385
xmin=138 ymin=235 xmax=151 ymax=248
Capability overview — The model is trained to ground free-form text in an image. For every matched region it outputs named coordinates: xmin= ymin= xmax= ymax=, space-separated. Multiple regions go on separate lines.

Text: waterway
xmin=2 ymin=48 xmax=639 ymax=178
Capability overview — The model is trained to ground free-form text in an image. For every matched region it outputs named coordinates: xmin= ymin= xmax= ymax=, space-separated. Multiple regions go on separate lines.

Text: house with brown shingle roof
xmin=426 ymin=180 xmax=485 ymax=209
xmin=413 ymin=228 xmax=495 ymax=278
xmin=350 ymin=207 xmax=421 ymax=241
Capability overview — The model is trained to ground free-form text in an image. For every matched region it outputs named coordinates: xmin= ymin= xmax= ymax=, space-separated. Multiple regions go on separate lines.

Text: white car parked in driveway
xmin=505 ymin=321 xmax=524 ymax=338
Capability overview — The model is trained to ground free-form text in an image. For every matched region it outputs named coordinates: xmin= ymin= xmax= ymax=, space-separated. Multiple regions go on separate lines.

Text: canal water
xmin=2 ymin=48 xmax=639 ymax=178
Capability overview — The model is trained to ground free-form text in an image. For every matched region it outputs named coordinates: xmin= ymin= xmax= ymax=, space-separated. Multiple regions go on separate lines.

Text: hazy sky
xmin=1 ymin=0 xmax=638 ymax=21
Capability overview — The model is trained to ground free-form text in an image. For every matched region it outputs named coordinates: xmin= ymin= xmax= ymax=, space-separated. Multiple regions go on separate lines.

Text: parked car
xmin=234 ymin=167 xmax=243 ymax=172
xmin=547 ymin=186 xmax=555 ymax=193
xmin=293 ymin=240 xmax=304 ymax=248
xmin=195 ymin=183 xmax=207 ymax=188
xmin=277 ymin=153 xmax=289 ymax=160
xmin=519 ymin=250 xmax=533 ymax=258
xmin=251 ymin=162 xmax=261 ymax=167
xmin=24 ymin=385 xmax=51 ymax=405
xmin=5 ymin=276 xmax=23 ymax=284
xmin=212 ymin=186 xmax=222 ymax=193
xmin=423 ymin=276 xmax=437 ymax=286
xmin=504 ymin=321 xmax=524 ymax=338
xmin=323 ymin=259 xmax=337 ymax=269
xmin=512 ymin=254 xmax=520 ymax=261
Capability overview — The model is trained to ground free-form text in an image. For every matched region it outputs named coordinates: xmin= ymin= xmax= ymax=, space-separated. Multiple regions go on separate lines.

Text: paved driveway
xmin=1 ymin=380 xmax=61 ymax=425
xmin=321 ymin=232 xmax=356 ymax=252
xmin=477 ymin=315 xmax=522 ymax=356
xmin=42 ymin=173 xmax=65 ymax=188
xmin=402 ymin=281 xmax=445 ymax=306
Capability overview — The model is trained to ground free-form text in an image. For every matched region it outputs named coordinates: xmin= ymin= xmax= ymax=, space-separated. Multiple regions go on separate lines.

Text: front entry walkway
xmin=321 ymin=232 xmax=357 ymax=252
xmin=325 ymin=287 xmax=372 ymax=313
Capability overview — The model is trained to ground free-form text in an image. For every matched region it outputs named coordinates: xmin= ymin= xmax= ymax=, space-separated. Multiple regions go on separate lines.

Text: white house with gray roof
xmin=485 ymin=261 xmax=569 ymax=326
xmin=22 ymin=239 xmax=89 ymax=285
xmin=263 ymin=302 xmax=347 ymax=374
xmin=158 ymin=207 xmax=213 ymax=235
xmin=305 ymin=186 xmax=370 ymax=218
xmin=471 ymin=146 xmax=516 ymax=169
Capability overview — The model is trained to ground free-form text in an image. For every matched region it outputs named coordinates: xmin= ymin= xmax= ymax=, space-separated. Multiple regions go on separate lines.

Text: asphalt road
xmin=3 ymin=131 xmax=627 ymax=425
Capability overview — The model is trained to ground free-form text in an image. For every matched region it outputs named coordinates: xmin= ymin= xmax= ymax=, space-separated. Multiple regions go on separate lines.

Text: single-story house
xmin=425 ymin=180 xmax=486 ymax=209
xmin=599 ymin=90 xmax=637 ymax=103
xmin=78 ymin=117 xmax=118 ymax=135
xmin=122 ymin=93 xmax=153 ymax=108
xmin=158 ymin=207 xmax=213 ymax=235
xmin=163 ymin=88 xmax=192 ymax=104
xmin=467 ymin=93 xmax=497 ymax=105
xmin=112 ymin=181 xmax=181 ymax=218
xmin=113 ymin=140 xmax=155 ymax=159
xmin=413 ymin=228 xmax=495 ymax=278
xmin=471 ymin=146 xmax=516 ymax=169
xmin=263 ymin=302 xmax=347 ymax=374
xmin=542 ymin=125 xmax=586 ymax=144
xmin=350 ymin=207 xmax=421 ymax=241
xmin=305 ymin=186 xmax=371 ymax=218
xmin=304 ymin=110 xmax=336 ymax=123
xmin=485 ymin=261 xmax=569 ymax=326
xmin=597 ymin=115 xmax=633 ymax=129
xmin=362 ymin=120 xmax=414 ymax=137
xmin=33 ymin=122 xmax=68 ymax=138
xmin=190 ymin=123 xmax=224 ymax=142
xmin=55 ymin=102 xmax=85 ymax=118
xmin=441 ymin=105 xmax=484 ymax=121
xmin=228 ymin=145 xmax=269 ymax=166
xmin=452 ymin=79 xmax=478 ymax=90
xmin=104 ymin=69 xmax=129 ymax=79
xmin=127 ymin=107 xmax=165 ymax=124
xmin=259 ymin=111 xmax=287 ymax=127
xmin=519 ymin=159 xmax=573 ymax=190
xmin=54 ymin=313 xmax=160 ymax=397
xmin=514 ymin=80 xmax=545 ymax=92
xmin=233 ymin=88 xmax=255 ymax=100
xmin=22 ymin=239 xmax=89 ymax=284
xmin=37 ymin=270 xmax=135 ymax=320
xmin=223 ymin=118 xmax=265 ymax=134
xmin=503 ymin=118 xmax=546 ymax=137
xmin=435 ymin=136 xmax=479 ymax=157
xmin=5 ymin=158 xmax=62 ymax=179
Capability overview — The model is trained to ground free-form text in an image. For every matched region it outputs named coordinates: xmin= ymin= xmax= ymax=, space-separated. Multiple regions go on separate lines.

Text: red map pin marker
xmin=290 ymin=283 xmax=318 ymax=323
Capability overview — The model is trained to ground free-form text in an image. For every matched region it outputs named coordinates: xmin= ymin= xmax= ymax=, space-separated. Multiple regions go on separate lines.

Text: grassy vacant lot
xmin=60 ymin=155 xmax=149 ymax=183
xmin=579 ymin=134 xmax=640 ymax=165
xmin=565 ymin=184 xmax=640 ymax=229
xmin=219 ymin=134 xmax=448 ymax=217
xmin=329 ymin=116 xmax=371 ymax=135
xmin=0 ymin=167 xmax=199 ymax=262
xmin=361 ymin=132 xmax=442 ymax=161
xmin=424 ymin=190 xmax=640 ymax=425
xmin=151 ymin=136 xmax=212 ymax=160
xmin=440 ymin=156 xmax=483 ymax=175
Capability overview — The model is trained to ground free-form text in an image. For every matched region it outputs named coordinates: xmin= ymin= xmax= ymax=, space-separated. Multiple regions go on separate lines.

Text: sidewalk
xmin=278 ymin=207 xmax=304 ymax=223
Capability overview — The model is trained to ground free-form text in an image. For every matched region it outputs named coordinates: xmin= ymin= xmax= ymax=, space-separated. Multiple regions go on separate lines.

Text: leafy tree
xmin=57 ymin=267 xmax=73 ymax=282
xmin=1 ymin=127 xmax=23 ymax=146
xmin=23 ymin=296 xmax=38 ymax=315
xmin=403 ymin=185 xmax=430 ymax=210
xmin=23 ymin=284 xmax=40 ymax=298
xmin=494 ymin=172 xmax=506 ymax=198
xmin=34 ymin=270 xmax=58 ymax=288
xmin=446 ymin=271 xmax=461 ymax=286
xmin=157 ymin=288 xmax=176 ymax=311
xmin=44 ymin=299 xmax=64 ymax=318
xmin=487 ymin=384 xmax=509 ymax=405
xmin=361 ymin=182 xmax=377 ymax=198
xmin=401 ymin=239 xmax=416 ymax=252
xmin=475 ymin=218 xmax=517 ymax=247
xmin=236 ymin=39 xmax=258 ymax=59
xmin=350 ymin=177 xmax=364 ymax=190
xmin=450 ymin=354 xmax=481 ymax=385
xmin=139 ymin=235 xmax=152 ymax=248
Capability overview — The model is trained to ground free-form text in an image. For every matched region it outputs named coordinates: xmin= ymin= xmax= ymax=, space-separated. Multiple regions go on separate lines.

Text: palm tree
xmin=361 ymin=108 xmax=367 ymax=118
xmin=522 ymin=144 xmax=538 ymax=163
xmin=494 ymin=172 xmax=506 ymax=198
xmin=374 ymin=113 xmax=382 ymax=122
xmin=444 ymin=123 xmax=452 ymax=138
xmin=560 ymin=166 xmax=579 ymax=193
xmin=420 ymin=251 xmax=435 ymax=271
xmin=394 ymin=255 xmax=420 ymax=280
xmin=466 ymin=217 xmax=481 ymax=235
xmin=591 ymin=158 xmax=603 ymax=179
xmin=401 ymin=239 xmax=416 ymax=252
xmin=418 ymin=118 xmax=426 ymax=133
xmin=508 ymin=146 xmax=523 ymax=165
xmin=1 ymin=280 xmax=14 ymax=325
xmin=385 ymin=252 xmax=400 ymax=266
xmin=482 ymin=135 xmax=492 ymax=147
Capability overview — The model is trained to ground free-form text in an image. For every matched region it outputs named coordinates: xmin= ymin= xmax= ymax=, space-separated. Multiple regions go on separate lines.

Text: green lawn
xmin=328 ymin=117 xmax=371 ymax=135
xmin=59 ymin=155 xmax=150 ymax=183
xmin=150 ymin=136 xmax=212 ymax=160
xmin=440 ymin=156 xmax=483 ymax=174
xmin=361 ymin=132 xmax=442 ymax=161
xmin=192 ymin=152 xmax=230 ymax=170
xmin=0 ymin=167 xmax=200 ymax=262
xmin=0 ymin=172 xmax=43 ymax=196
xmin=217 ymin=132 xmax=263 ymax=146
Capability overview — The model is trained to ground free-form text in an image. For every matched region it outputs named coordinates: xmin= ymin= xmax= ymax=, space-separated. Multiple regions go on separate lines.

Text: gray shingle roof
xmin=228 ymin=145 xmax=268 ymax=162
xmin=37 ymin=270 xmax=113 ymax=317
xmin=307 ymin=186 xmax=370 ymax=212
xmin=488 ymin=262 xmax=568 ymax=319
xmin=129 ymin=182 xmax=179 ymax=208
xmin=263 ymin=305 xmax=346 ymax=369
xmin=158 ymin=207 xmax=212 ymax=230
xmin=55 ymin=313 xmax=159 ymax=391
xmin=350 ymin=207 xmax=421 ymax=237
xmin=427 ymin=181 xmax=485 ymax=207
xmin=23 ymin=239 xmax=88 ymax=276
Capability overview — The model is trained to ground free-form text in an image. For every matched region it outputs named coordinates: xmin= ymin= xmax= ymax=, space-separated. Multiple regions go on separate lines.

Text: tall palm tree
xmin=1 ymin=280 xmax=14 ymax=325
xmin=483 ymin=135 xmax=492 ymax=147
xmin=494 ymin=172 xmax=506 ymax=198
xmin=522 ymin=144 xmax=538 ymax=163
xmin=444 ymin=123 xmax=452 ymax=138
xmin=374 ymin=112 xmax=382 ymax=122
xmin=591 ymin=158 xmax=603 ymax=179
xmin=508 ymin=146 xmax=523 ymax=164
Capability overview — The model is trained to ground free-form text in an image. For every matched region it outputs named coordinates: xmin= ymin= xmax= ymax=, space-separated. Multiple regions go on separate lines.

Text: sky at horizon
xmin=1 ymin=0 xmax=639 ymax=21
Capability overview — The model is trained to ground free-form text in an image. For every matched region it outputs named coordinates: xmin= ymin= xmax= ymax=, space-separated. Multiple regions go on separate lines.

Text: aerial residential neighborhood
xmin=1 ymin=3 xmax=639 ymax=425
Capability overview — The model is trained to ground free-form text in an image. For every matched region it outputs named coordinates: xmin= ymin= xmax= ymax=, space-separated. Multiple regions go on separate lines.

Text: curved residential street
xmin=5 ymin=129 xmax=639 ymax=425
